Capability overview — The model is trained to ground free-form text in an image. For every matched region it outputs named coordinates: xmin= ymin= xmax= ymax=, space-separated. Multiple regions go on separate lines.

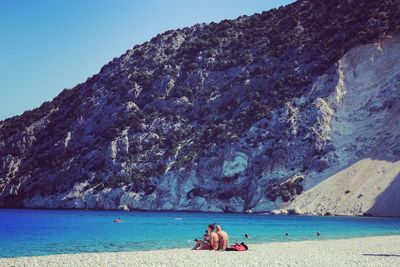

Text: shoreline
xmin=1 ymin=235 xmax=400 ymax=266
xmin=1 ymin=207 xmax=399 ymax=219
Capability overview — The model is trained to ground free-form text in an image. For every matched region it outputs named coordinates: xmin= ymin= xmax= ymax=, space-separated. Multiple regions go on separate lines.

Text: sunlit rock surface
xmin=0 ymin=0 xmax=400 ymax=216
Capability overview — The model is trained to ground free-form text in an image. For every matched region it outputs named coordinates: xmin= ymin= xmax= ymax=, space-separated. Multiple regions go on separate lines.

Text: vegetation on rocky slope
xmin=0 ymin=0 xmax=399 ymax=210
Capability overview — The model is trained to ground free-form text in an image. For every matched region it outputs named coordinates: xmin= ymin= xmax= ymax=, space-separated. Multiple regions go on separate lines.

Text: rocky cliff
xmin=1 ymin=0 xmax=400 ymax=216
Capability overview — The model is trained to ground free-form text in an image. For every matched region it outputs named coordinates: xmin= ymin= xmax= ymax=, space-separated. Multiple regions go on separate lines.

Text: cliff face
xmin=287 ymin=34 xmax=400 ymax=216
xmin=1 ymin=0 xmax=400 ymax=215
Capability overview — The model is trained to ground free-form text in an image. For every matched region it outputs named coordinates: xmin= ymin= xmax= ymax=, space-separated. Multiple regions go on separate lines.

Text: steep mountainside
xmin=1 ymin=0 xmax=400 ymax=215
xmin=287 ymin=35 xmax=400 ymax=216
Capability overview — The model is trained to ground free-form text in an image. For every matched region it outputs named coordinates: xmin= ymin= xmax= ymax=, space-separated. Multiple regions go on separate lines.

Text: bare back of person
xmin=216 ymin=230 xmax=229 ymax=250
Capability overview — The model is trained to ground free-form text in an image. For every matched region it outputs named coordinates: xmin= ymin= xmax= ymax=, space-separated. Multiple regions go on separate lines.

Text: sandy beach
xmin=1 ymin=235 xmax=399 ymax=267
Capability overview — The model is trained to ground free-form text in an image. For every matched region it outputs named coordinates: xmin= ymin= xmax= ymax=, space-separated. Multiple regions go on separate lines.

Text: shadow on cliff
xmin=366 ymin=173 xmax=400 ymax=217
xmin=293 ymin=149 xmax=400 ymax=216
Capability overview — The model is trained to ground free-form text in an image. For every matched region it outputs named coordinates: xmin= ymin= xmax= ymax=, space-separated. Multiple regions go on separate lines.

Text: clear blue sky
xmin=0 ymin=0 xmax=295 ymax=120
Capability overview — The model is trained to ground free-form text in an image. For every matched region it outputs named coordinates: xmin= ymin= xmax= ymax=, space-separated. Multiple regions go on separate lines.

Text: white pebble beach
xmin=1 ymin=235 xmax=400 ymax=267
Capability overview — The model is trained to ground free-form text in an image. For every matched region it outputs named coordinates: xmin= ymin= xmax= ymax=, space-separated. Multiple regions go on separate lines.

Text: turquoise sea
xmin=0 ymin=209 xmax=399 ymax=258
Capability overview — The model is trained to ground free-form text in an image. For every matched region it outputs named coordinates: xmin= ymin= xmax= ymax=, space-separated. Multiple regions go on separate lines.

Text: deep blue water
xmin=0 ymin=209 xmax=399 ymax=258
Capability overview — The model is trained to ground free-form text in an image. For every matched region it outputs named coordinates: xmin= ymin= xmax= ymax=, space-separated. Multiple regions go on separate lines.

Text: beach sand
xmin=1 ymin=235 xmax=400 ymax=267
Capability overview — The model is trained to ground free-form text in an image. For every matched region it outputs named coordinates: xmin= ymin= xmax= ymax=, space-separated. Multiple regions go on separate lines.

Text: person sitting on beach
xmin=215 ymin=225 xmax=229 ymax=250
xmin=192 ymin=224 xmax=219 ymax=250
xmin=203 ymin=230 xmax=209 ymax=240
xmin=208 ymin=224 xmax=220 ymax=250
xmin=192 ymin=230 xmax=210 ymax=250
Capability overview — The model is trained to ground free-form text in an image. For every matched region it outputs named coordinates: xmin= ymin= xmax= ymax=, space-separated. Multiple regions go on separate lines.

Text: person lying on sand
xmin=225 ymin=242 xmax=248 ymax=251
xmin=215 ymin=225 xmax=229 ymax=250
xmin=192 ymin=224 xmax=219 ymax=250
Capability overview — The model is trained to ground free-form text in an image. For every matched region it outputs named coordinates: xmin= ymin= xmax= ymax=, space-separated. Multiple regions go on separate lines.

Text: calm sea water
xmin=0 ymin=209 xmax=399 ymax=258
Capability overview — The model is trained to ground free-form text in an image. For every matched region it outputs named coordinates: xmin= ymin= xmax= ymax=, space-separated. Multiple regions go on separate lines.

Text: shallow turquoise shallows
xmin=0 ymin=209 xmax=399 ymax=258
